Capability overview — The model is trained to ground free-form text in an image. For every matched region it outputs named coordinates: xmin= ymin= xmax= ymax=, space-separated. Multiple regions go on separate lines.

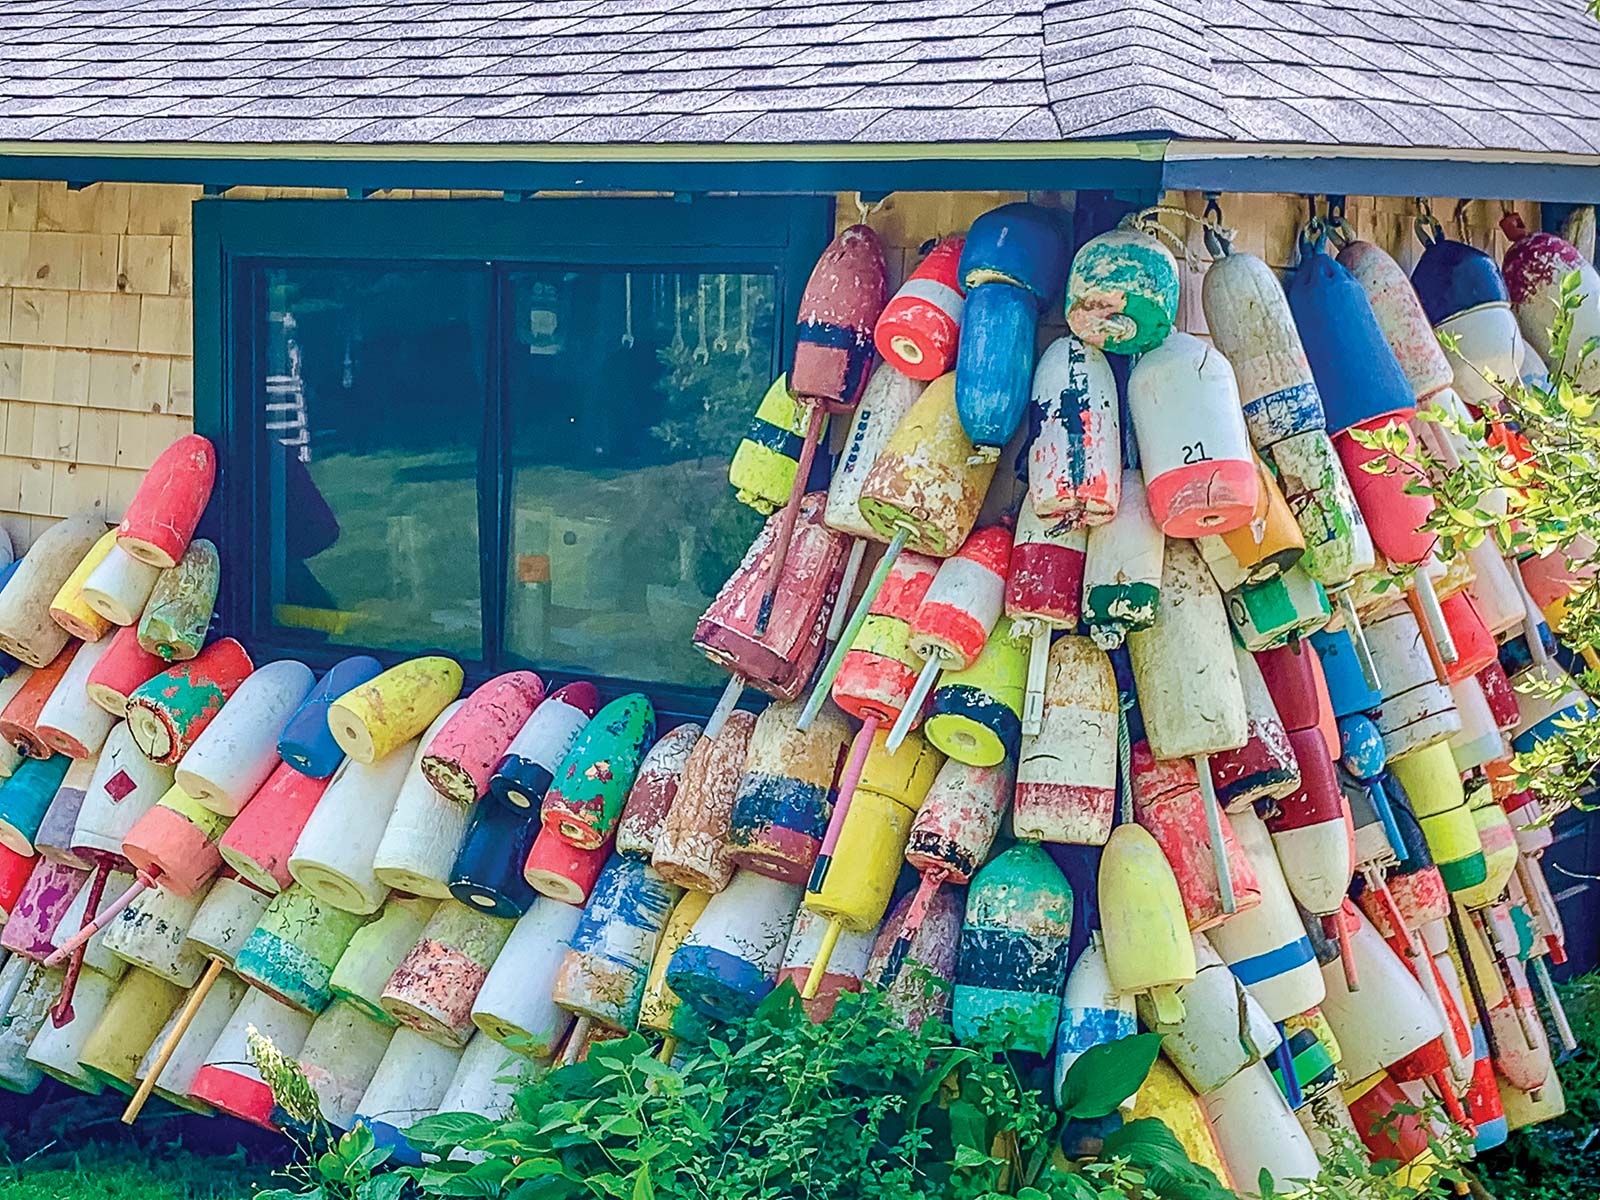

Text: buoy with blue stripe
xmin=1100 ymin=819 xmax=1195 ymax=1025
xmin=888 ymin=526 xmax=1012 ymax=752
xmin=866 ymin=885 xmax=962 ymax=1032
xmin=667 ymin=868 xmax=802 ymax=1023
xmin=1129 ymin=538 xmax=1248 ymax=912
xmin=874 ymin=237 xmax=965 ymax=380
xmin=924 ymin=615 xmax=1028 ymax=768
xmin=1054 ymin=932 xmax=1135 ymax=1104
xmin=952 ymin=841 xmax=1072 ymax=1053
xmin=1143 ymin=936 xmax=1280 ymax=1095
xmin=1082 ymin=469 xmax=1165 ymax=649
xmin=1201 ymin=246 xmax=1324 ymax=453
xmin=1007 ymin=501 xmax=1088 ymax=734
xmin=1209 ymin=644 xmax=1300 ymax=811
xmin=489 ymin=682 xmax=599 ymax=811
xmin=1015 ymin=636 xmax=1117 ymax=843
xmin=1208 ymin=805 xmax=1326 ymax=1022
xmin=1026 ymin=334 xmax=1121 ymax=526
xmin=726 ymin=698 xmax=848 ymax=887
xmin=1066 ymin=217 xmax=1179 ymax=355
xmin=954 ymin=276 xmax=1040 ymax=457
xmin=728 ymin=375 xmax=818 ymax=517
xmin=1411 ymin=223 xmax=1521 ymax=407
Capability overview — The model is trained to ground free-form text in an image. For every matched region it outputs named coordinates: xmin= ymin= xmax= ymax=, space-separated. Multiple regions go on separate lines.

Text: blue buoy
xmin=277 ymin=655 xmax=383 ymax=778
xmin=959 ymin=203 xmax=1070 ymax=302
xmin=954 ymin=282 xmax=1039 ymax=454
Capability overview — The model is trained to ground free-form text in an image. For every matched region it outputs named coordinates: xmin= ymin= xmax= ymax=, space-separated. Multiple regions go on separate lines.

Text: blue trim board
xmin=1163 ymin=154 xmax=1600 ymax=205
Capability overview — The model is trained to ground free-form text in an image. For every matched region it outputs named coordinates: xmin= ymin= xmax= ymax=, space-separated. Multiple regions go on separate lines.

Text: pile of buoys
xmin=0 ymin=196 xmax=1585 ymax=1198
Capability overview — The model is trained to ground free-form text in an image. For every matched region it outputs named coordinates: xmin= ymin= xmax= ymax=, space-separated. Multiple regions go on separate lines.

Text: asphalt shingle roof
xmin=0 ymin=0 xmax=1597 ymax=154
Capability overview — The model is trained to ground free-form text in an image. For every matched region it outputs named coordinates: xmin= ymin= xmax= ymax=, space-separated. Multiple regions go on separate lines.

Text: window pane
xmin=504 ymin=269 xmax=770 ymax=688
xmin=260 ymin=263 xmax=489 ymax=658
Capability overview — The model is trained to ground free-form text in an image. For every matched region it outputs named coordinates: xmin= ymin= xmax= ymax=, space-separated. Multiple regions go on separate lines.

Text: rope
xmin=1116 ymin=692 xmax=1135 ymax=826
xmin=1129 ymin=204 xmax=1237 ymax=273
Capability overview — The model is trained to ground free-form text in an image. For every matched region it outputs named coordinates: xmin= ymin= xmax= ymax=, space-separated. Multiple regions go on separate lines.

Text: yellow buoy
xmin=1130 ymin=1055 xmax=1235 ymax=1190
xmin=1099 ymin=822 xmax=1195 ymax=1022
xmin=328 ymin=657 xmax=465 ymax=765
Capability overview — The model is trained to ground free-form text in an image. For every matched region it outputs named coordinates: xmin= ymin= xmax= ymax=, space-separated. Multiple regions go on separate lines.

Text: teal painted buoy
xmin=541 ymin=694 xmax=656 ymax=851
xmin=1066 ymin=220 xmax=1180 ymax=355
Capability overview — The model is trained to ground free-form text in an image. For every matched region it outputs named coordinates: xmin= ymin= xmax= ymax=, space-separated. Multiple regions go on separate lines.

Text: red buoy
xmin=116 ymin=434 xmax=216 ymax=570
xmin=874 ymin=237 xmax=965 ymax=380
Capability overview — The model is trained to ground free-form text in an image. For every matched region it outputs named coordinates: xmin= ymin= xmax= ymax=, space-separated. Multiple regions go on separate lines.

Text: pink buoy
xmin=421 ymin=672 xmax=545 ymax=805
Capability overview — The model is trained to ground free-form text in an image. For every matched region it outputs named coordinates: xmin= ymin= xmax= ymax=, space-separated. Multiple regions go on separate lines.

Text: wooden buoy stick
xmin=806 ymin=716 xmax=878 ymax=893
xmin=562 ymin=1016 xmax=591 ymax=1066
xmin=704 ymin=676 xmax=745 ymax=742
xmin=658 ymin=1035 xmax=678 ymax=1065
xmin=886 ymin=654 xmax=944 ymax=753
xmin=799 ymin=528 xmax=910 ymax=730
xmin=800 ymin=918 xmax=843 ymax=1001
xmin=1194 ymin=754 xmax=1236 ymax=915
xmin=1434 ymin=1071 xmax=1471 ymax=1129
xmin=827 ymin=540 xmax=868 ymax=643
xmin=122 ymin=957 xmax=223 ymax=1125
xmin=45 ymin=870 xmax=157 ymax=965
xmin=1412 ymin=571 xmax=1458 ymax=668
xmin=50 ymin=860 xmax=112 ymax=1026
xmin=756 ymin=405 xmax=827 ymax=636
xmin=1531 ymin=956 xmax=1577 ymax=1054
xmin=1326 ymin=912 xmax=1360 ymax=992
xmin=1333 ymin=589 xmax=1381 ymax=692
xmin=1021 ymin=624 xmax=1051 ymax=737
xmin=882 ymin=867 xmax=947 ymax=987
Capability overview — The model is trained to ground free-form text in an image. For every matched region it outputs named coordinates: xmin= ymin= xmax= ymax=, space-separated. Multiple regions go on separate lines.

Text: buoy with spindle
xmin=1081 ymin=469 xmax=1164 ymax=649
xmin=1502 ymin=210 xmax=1600 ymax=393
xmin=801 ymin=373 xmax=997 ymax=728
xmin=0 ymin=511 xmax=106 ymax=667
xmin=1209 ymin=643 xmax=1300 ymax=811
xmin=126 ymin=637 xmax=254 ymax=765
xmin=1320 ymin=905 xmax=1447 ymax=1089
xmin=36 ymin=638 xmax=116 ymax=759
xmin=1006 ymin=505 xmax=1088 ymax=736
xmin=116 ymin=433 xmax=215 ymax=570
xmin=48 ymin=528 xmax=117 ymax=642
xmin=219 ymin=761 xmax=332 ymax=893
xmin=1128 ymin=538 xmax=1248 ymax=911
xmin=667 ymin=867 xmax=802 ymax=1022
xmin=1014 ymin=635 xmax=1116 ymax=842
xmin=1410 ymin=221 xmax=1521 ymax=407
xmin=802 ymin=727 xmax=942 ymax=998
xmin=888 ymin=525 xmax=1012 ymax=751
xmin=136 ymin=538 xmax=218 ymax=662
xmin=1067 ymin=215 xmax=1180 ymax=354
xmin=277 ymin=656 xmax=383 ymax=778
xmin=1027 ymin=333 xmax=1121 ymax=528
xmin=421 ymin=672 xmax=545 ymax=805
xmin=81 ymin=544 xmax=160 ymax=629
xmin=327 ymin=656 xmax=463 ymax=766
xmin=292 ymin=999 xmax=394 ymax=1131
xmin=372 ymin=703 xmax=473 ymax=899
xmin=651 ymin=712 xmax=756 ymax=893
xmin=728 ymin=374 xmax=818 ymax=518
xmin=1143 ymin=936 xmax=1280 ymax=1094
xmin=77 ymin=955 xmax=186 ymax=1094
xmin=290 ymin=737 xmax=419 ymax=916
xmin=864 ymin=886 xmax=962 ymax=1032
xmin=2 ymin=645 xmax=79 ymax=759
xmin=923 ymin=614 xmax=1028 ymax=768
xmin=188 ymin=986 xmax=313 ymax=1127
xmin=127 ymin=970 xmax=247 ymax=1121
xmin=328 ymin=895 xmax=438 ymax=1027
xmin=381 ymin=899 xmax=515 ymax=1047
xmin=178 ymin=660 xmax=315 ymax=816
xmin=84 ymin=625 xmax=167 ymax=718
xmin=726 ymin=701 xmax=846 ymax=885
xmin=470 ymin=896 xmax=581 ymax=1057
xmin=1365 ymin=605 xmax=1461 ymax=759
xmin=1100 ymin=814 xmax=1196 ymax=1025
xmin=1132 ymin=742 xmax=1260 ymax=932
xmin=235 ymin=883 xmax=364 ymax=1013
xmin=1337 ymin=712 xmax=1405 ymax=855
xmin=776 ymin=906 xmax=873 ymax=1021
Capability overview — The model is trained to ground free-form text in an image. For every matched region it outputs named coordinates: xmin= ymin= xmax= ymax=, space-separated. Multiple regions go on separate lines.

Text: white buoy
xmin=1366 ymin=605 xmax=1461 ymax=758
xmin=1318 ymin=907 xmax=1443 ymax=1080
xmin=1053 ymin=933 xmax=1135 ymax=1105
xmin=70 ymin=722 xmax=175 ymax=862
xmin=101 ymin=882 xmax=209 ymax=986
xmin=25 ymin=964 xmax=115 ymax=1093
xmin=290 ymin=741 xmax=417 ymax=915
xmin=436 ymin=1031 xmax=541 ymax=1123
xmin=35 ymin=636 xmax=117 ymax=759
xmin=373 ymin=702 xmax=470 ymax=898
xmin=1015 ymin=636 xmax=1118 ymax=844
xmin=134 ymin=970 xmax=248 ymax=1114
xmin=471 ymin=897 xmax=583 ymax=1058
xmin=0 ymin=960 xmax=57 ymax=1092
xmin=81 ymin=544 xmax=162 ymax=627
xmin=188 ymin=986 xmax=314 ymax=1127
xmin=297 ymin=998 xmax=395 ymax=1130
xmin=176 ymin=661 xmax=316 ymax=816
xmin=353 ymin=1026 xmax=462 ymax=1160
xmin=1200 ymin=1060 xmax=1322 ymax=1198
xmin=186 ymin=876 xmax=274 ymax=965
xmin=1138 ymin=936 xmax=1280 ymax=1095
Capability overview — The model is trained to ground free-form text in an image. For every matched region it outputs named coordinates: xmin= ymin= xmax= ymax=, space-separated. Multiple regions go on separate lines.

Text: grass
xmin=0 ymin=1143 xmax=271 ymax=1200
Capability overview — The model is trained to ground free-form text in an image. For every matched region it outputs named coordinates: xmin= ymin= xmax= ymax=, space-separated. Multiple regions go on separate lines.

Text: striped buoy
xmin=1053 ymin=932 xmax=1135 ymax=1102
xmin=1066 ymin=220 xmax=1179 ymax=354
xmin=277 ymin=655 xmax=383 ymax=779
xmin=666 ymin=868 xmax=801 ymax=1023
xmin=1 ymin=647 xmax=76 ymax=760
xmin=864 ymin=886 xmax=962 ymax=1032
xmin=1007 ymin=503 xmax=1088 ymax=734
xmin=639 ymin=890 xmax=712 ymax=1046
xmin=1448 ymin=676 xmax=1506 ymax=773
xmin=1389 ymin=741 xmax=1486 ymax=894
xmin=219 ymin=762 xmax=331 ymax=894
xmin=435 ymin=1032 xmax=539 ymax=1129
xmin=1142 ymin=936 xmax=1279 ymax=1094
xmin=1082 ymin=469 xmax=1164 ymax=649
xmin=728 ymin=374 xmax=817 ymax=517
xmin=1129 ymin=333 xmax=1258 ymax=537
xmin=961 ymin=203 xmax=1069 ymax=298
xmin=470 ymin=900 xmax=581 ymax=1056
xmin=830 ymin=552 xmax=939 ymax=735
xmin=1015 ymin=636 xmax=1117 ymax=843
xmin=653 ymin=713 xmax=757 ymax=894
xmin=352 ymin=1027 xmax=461 ymax=1164
xmin=119 ymin=783 xmax=230 ymax=897
xmin=1200 ymin=1059 xmax=1321 ymax=1198
xmin=727 ymin=700 xmax=847 ymax=886
xmin=489 ymin=681 xmax=599 ymax=811
xmin=1366 ymin=606 xmax=1461 ymax=758
xmin=1268 ymin=429 xmax=1375 ymax=588
xmin=1265 ymin=728 xmax=1356 ymax=972
xmin=1201 ymin=248 xmax=1324 ymax=452
xmin=792 ymin=224 xmax=888 ymax=409
xmin=135 ymin=538 xmax=218 ymax=662
xmin=1319 ymin=906 xmax=1444 ymax=1080
xmin=188 ymin=987 xmax=312 ymax=1127
xmin=290 ymin=743 xmax=418 ymax=916
xmin=296 ymin=998 xmax=394 ymax=1130
xmin=381 ymin=900 xmax=514 ymax=1048
xmin=372 ymin=703 xmax=473 ymax=900
xmin=552 ymin=855 xmax=679 ymax=1031
xmin=0 ymin=960 xmax=55 ymax=1093
xmin=1209 ymin=644 xmax=1300 ymax=811
xmin=1411 ymin=230 xmax=1521 ymax=406
xmin=327 ymin=656 xmax=464 ymax=767
xmin=1027 ymin=334 xmax=1120 ymax=525
xmin=925 ymin=615 xmax=1028 ymax=767
xmin=179 ymin=661 xmax=316 ymax=816
xmin=126 ymin=638 xmax=255 ymax=766
xmin=235 ymin=883 xmax=364 ymax=1013
xmin=875 ymin=237 xmax=966 ymax=380
xmin=1197 ymin=455 xmax=1305 ymax=592
xmin=776 ymin=905 xmax=875 ymax=1021
xmin=448 ymin=801 xmax=539 ymax=918
xmin=330 ymin=895 xmax=438 ymax=1027
xmin=133 ymin=970 xmax=247 ymax=1115
xmin=187 ymin=875 xmax=272 ymax=966
xmin=1099 ymin=822 xmax=1195 ymax=1024
xmin=953 ymin=841 xmax=1072 ymax=1053
xmin=902 ymin=756 xmax=1012 ymax=951
xmin=421 ymin=672 xmax=545 ymax=806
xmin=954 ymin=280 xmax=1039 ymax=456
xmin=1508 ymin=660 xmax=1593 ymax=754
xmin=616 ymin=722 xmax=703 ymax=859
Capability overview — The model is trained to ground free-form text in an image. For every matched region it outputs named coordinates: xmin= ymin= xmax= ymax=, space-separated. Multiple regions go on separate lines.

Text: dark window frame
xmin=193 ymin=195 xmax=834 ymax=723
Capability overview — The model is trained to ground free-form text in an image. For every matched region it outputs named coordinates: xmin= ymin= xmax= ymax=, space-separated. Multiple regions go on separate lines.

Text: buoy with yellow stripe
xmin=1197 ymin=453 xmax=1305 ymax=592
xmin=924 ymin=615 xmax=1028 ymax=768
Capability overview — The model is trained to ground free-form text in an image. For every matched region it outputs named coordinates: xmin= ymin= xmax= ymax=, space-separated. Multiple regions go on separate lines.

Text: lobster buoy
xmin=1054 ymin=932 xmax=1135 ymax=1102
xmin=1501 ymin=211 xmax=1600 ymax=394
xmin=1265 ymin=729 xmax=1356 ymax=972
xmin=489 ymin=681 xmax=600 ymax=811
xmin=1388 ymin=742 xmax=1486 ymax=895
xmin=1026 ymin=335 xmax=1121 ymax=525
xmin=219 ymin=762 xmax=331 ymax=894
xmin=728 ymin=374 xmax=817 ymax=516
xmin=1319 ymin=906 xmax=1444 ymax=1080
xmin=1131 ymin=1056 xmax=1236 ymax=1189
xmin=135 ymin=538 xmax=217 ymax=662
xmin=381 ymin=900 xmax=514 ymax=1048
xmin=352 ymin=1027 xmax=461 ymax=1164
xmin=776 ymin=906 xmax=875 ymax=1022
xmin=1338 ymin=240 xmax=1454 ymax=403
xmin=615 ymin=722 xmax=702 ymax=860
xmin=1448 ymin=677 xmax=1506 ymax=773
xmin=875 ymin=237 xmax=965 ymax=379
xmin=1224 ymin=565 xmax=1332 ymax=653
xmin=277 ymin=655 xmax=383 ymax=779
xmin=1007 ymin=502 xmax=1088 ymax=733
xmin=371 ymin=703 xmax=472 ymax=900
xmin=961 ymin=203 xmax=1069 ymax=297
xmin=469 ymin=898 xmax=581 ymax=1058
xmin=116 ymin=434 xmax=215 ymax=570
xmin=1200 ymin=1060 xmax=1321 ymax=1198
xmin=864 ymin=886 xmax=962 ymax=1032
xmin=652 ymin=712 xmax=757 ymax=894
xmin=541 ymin=694 xmax=656 ymax=852
xmin=1099 ymin=822 xmax=1195 ymax=1024
xmin=1197 ymin=455 xmax=1304 ymax=592
xmin=1129 ymin=333 xmax=1258 ymax=537
xmin=726 ymin=700 xmax=848 ymax=886
xmin=176 ymin=660 xmax=315 ymax=817
xmin=326 ymin=657 xmax=463 ymax=767
xmin=1142 ymin=936 xmax=1280 ymax=1094
xmin=421 ymin=672 xmax=545 ymax=806
xmin=552 ymin=855 xmax=680 ymax=1032
xmin=187 ymin=987 xmax=312 ymax=1128
xmin=1082 ymin=469 xmax=1165 ymax=649
xmin=1209 ymin=643 xmax=1300 ymax=811
xmin=792 ymin=224 xmax=888 ymax=410
xmin=952 ymin=841 xmax=1073 ymax=1054
xmin=1287 ymin=239 xmax=1417 ymax=433
xmin=638 ymin=890 xmax=711 ymax=1047
xmin=1411 ymin=228 xmax=1521 ymax=406
xmin=1066 ymin=219 xmax=1179 ymax=354
xmin=924 ymin=615 xmax=1028 ymax=767
xmin=235 ymin=883 xmax=364 ymax=1014
xmin=954 ymin=279 xmax=1039 ymax=457
xmin=448 ymin=800 xmax=539 ymax=917
xmin=295 ymin=1000 xmax=395 ymax=1131
xmin=1268 ymin=429 xmax=1375 ymax=589
xmin=1366 ymin=606 xmax=1461 ymax=759
xmin=1015 ymin=636 xmax=1117 ymax=843
xmin=1202 ymin=248 xmax=1324 ymax=451
xmin=1309 ymin=627 xmax=1382 ymax=718
xmin=666 ymin=868 xmax=801 ymax=1022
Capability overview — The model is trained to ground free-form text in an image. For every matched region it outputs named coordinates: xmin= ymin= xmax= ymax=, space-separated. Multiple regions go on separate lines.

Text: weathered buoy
xmin=328 ymin=657 xmax=463 ymax=767
xmin=135 ymin=538 xmax=218 ymax=662
xmin=102 ymin=881 xmax=207 ymax=985
xmin=1066 ymin=219 xmax=1179 ymax=354
xmin=639 ymin=889 xmax=712 ymax=1046
xmin=1319 ymin=906 xmax=1444 ymax=1080
xmin=1338 ymin=239 xmax=1455 ymax=403
xmin=118 ymin=783 xmax=230 ymax=898
xmin=1082 ymin=469 xmax=1164 ymax=649
xmin=176 ymin=661 xmax=314 ymax=817
xmin=1501 ymin=211 xmax=1600 ymax=392
xmin=2 ymin=646 xmax=78 ymax=760
xmin=1449 ymin=676 xmax=1506 ymax=773
xmin=1142 ymin=936 xmax=1279 ymax=1094
xmin=728 ymin=375 xmax=818 ymax=517
xmin=541 ymin=694 xmax=659 ymax=851
xmin=1269 ymin=428 xmax=1376 ymax=604
xmin=290 ymin=740 xmax=419 ymax=916
xmin=652 ymin=712 xmax=757 ymax=893
xmin=470 ymin=897 xmax=581 ymax=1057
xmin=188 ymin=987 xmax=313 ymax=1127
xmin=1014 ymin=636 xmax=1116 ymax=843
xmin=81 ymin=544 xmax=161 ymax=629
xmin=1209 ymin=644 xmax=1300 ymax=811
xmin=1389 ymin=741 xmax=1486 ymax=895
xmin=1198 ymin=455 xmax=1305 ymax=592
xmin=24 ymin=963 xmax=112 ymax=1092
xmin=328 ymin=895 xmax=438 ymax=1027
xmin=924 ymin=615 xmax=1028 ymax=767
xmin=726 ymin=700 xmax=846 ymax=885
xmin=1201 ymin=1060 xmax=1322 ymax=1197
xmin=0 ymin=754 xmax=72 ymax=855
xmin=436 ymin=1032 xmax=539 ymax=1132
xmin=1130 ymin=1055 xmax=1235 ymax=1189
xmin=136 ymin=971 xmax=247 ymax=1116
xmin=952 ymin=841 xmax=1072 ymax=1053
xmin=48 ymin=529 xmax=118 ymax=642
xmin=614 ymin=723 xmax=701 ymax=859
xmin=1007 ymin=505 xmax=1088 ymax=735
xmin=961 ymin=202 xmax=1068 ymax=298
xmin=1208 ymin=806 xmax=1326 ymax=1022
xmin=1266 ymin=729 xmax=1356 ymax=977
xmin=70 ymin=722 xmax=173 ymax=867
xmin=1027 ymin=334 xmax=1120 ymax=526
xmin=1100 ymin=821 xmax=1195 ymax=1024
xmin=294 ymin=998 xmax=394 ymax=1130
xmin=84 ymin=625 xmax=167 ymax=718
xmin=381 ymin=899 xmax=514 ymax=1047
xmin=1366 ymin=606 xmax=1461 ymax=759
xmin=352 ymin=1026 xmax=461 ymax=1164
xmin=875 ymin=237 xmax=966 ymax=378
xmin=187 ymin=875 xmax=272 ymax=966
xmin=1129 ymin=333 xmax=1259 ymax=537
xmin=1202 ymin=248 xmax=1324 ymax=452
xmin=1310 ymin=627 xmax=1382 ymax=718
xmin=552 ymin=855 xmax=679 ymax=1031
xmin=776 ymin=905 xmax=874 ymax=1022
xmin=448 ymin=802 xmax=539 ymax=917
xmin=235 ymin=883 xmax=363 ymax=1013
xmin=487 ymin=681 xmax=598 ymax=812
xmin=953 ymin=279 xmax=1039 ymax=455
xmin=0 ymin=512 xmax=106 ymax=667
xmin=126 ymin=638 xmax=254 ymax=765
xmin=422 ymin=672 xmax=545 ymax=806
xmin=36 ymin=637 xmax=117 ymax=759
xmin=78 ymin=968 xmax=185 ymax=1094
xmin=277 ymin=656 xmax=383 ymax=779
xmin=864 ymin=885 xmax=961 ymax=1032
xmin=372 ymin=703 xmax=472 ymax=899
xmin=35 ymin=759 xmax=98 ymax=867
xmin=1507 ymin=660 xmax=1593 ymax=754
xmin=667 ymin=868 xmax=801 ymax=1022
xmin=219 ymin=762 xmax=331 ymax=894
xmin=523 ymin=824 xmax=611 ymax=905
xmin=51 ymin=866 xmax=128 ymax=979
xmin=0 ymin=960 xmax=56 ymax=1093
xmin=1053 ymin=931 xmax=1135 ymax=1100
xmin=1411 ymin=230 xmax=1520 ymax=406
xmin=116 ymin=434 xmax=215 ymax=570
